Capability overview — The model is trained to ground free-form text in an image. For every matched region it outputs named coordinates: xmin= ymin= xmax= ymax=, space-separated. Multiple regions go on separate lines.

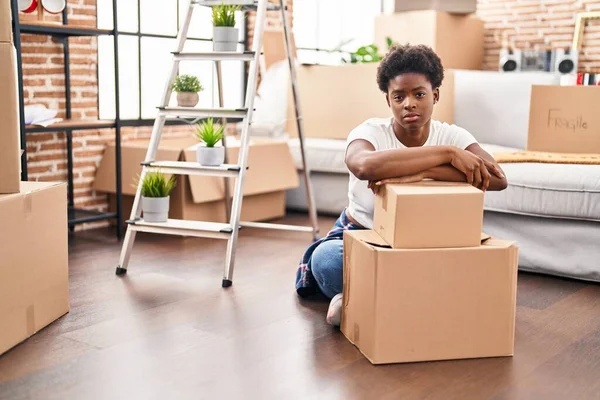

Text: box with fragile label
xmin=373 ymin=181 xmax=484 ymax=249
xmin=528 ymin=85 xmax=600 ymax=154
xmin=341 ymin=230 xmax=518 ymax=365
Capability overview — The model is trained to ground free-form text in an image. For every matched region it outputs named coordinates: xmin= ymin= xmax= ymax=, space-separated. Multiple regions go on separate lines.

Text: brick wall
xmin=477 ymin=0 xmax=600 ymax=71
xmin=19 ymin=0 xmax=290 ymax=230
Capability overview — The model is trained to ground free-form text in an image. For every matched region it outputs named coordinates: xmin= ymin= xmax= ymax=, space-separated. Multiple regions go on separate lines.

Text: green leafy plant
xmin=341 ymin=37 xmax=398 ymax=64
xmin=212 ymin=3 xmax=240 ymax=27
xmin=195 ymin=117 xmax=224 ymax=147
xmin=136 ymin=171 xmax=176 ymax=198
xmin=342 ymin=44 xmax=383 ymax=64
xmin=172 ymin=74 xmax=203 ymax=93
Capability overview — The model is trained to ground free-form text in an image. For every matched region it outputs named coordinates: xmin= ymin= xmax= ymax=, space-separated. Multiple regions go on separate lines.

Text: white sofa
xmin=284 ymin=70 xmax=600 ymax=283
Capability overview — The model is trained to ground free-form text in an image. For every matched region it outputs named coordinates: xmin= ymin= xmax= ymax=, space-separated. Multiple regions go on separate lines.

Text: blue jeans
xmin=310 ymin=240 xmax=344 ymax=299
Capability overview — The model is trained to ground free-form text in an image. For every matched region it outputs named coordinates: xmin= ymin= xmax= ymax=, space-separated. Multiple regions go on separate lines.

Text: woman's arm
xmin=345 ymin=139 xmax=493 ymax=183
xmin=373 ymin=144 xmax=507 ymax=192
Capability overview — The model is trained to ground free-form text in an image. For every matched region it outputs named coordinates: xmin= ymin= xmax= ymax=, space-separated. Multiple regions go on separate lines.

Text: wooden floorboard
xmin=1 ymin=214 xmax=600 ymax=400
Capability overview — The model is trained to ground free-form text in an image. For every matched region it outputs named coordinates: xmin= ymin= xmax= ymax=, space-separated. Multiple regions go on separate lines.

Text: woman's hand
xmin=449 ymin=148 xmax=492 ymax=189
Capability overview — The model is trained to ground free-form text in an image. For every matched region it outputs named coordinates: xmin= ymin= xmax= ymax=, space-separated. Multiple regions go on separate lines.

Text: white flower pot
xmin=142 ymin=196 xmax=170 ymax=223
xmin=177 ymin=92 xmax=199 ymax=107
xmin=213 ymin=26 xmax=238 ymax=52
xmin=197 ymin=146 xmax=225 ymax=166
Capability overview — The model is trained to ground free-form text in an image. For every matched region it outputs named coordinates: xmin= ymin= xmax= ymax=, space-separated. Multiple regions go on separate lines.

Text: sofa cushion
xmin=287 ymin=137 xmax=349 ymax=174
xmin=482 ymin=144 xmax=600 ymax=221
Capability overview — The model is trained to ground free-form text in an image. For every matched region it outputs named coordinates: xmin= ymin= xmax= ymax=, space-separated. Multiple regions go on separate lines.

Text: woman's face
xmin=385 ymin=73 xmax=439 ymax=132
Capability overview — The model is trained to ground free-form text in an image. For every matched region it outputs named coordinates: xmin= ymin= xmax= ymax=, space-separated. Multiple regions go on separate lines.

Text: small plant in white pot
xmin=172 ymin=74 xmax=203 ymax=107
xmin=212 ymin=3 xmax=240 ymax=51
xmin=195 ymin=117 xmax=225 ymax=166
xmin=138 ymin=171 xmax=176 ymax=223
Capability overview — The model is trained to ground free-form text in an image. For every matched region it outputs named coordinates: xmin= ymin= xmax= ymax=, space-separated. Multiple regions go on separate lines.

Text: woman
xmin=295 ymin=44 xmax=508 ymax=326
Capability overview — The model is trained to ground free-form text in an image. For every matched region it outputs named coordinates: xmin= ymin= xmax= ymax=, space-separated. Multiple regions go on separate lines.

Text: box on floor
xmin=0 ymin=182 xmax=69 ymax=356
xmin=528 ymin=85 xmax=600 ymax=154
xmin=0 ymin=42 xmax=22 ymax=194
xmin=94 ymin=136 xmax=299 ymax=223
xmin=341 ymin=230 xmax=518 ymax=365
xmin=374 ymin=11 xmax=483 ymax=71
xmin=374 ymin=181 xmax=484 ymax=249
xmin=285 ymin=66 xmax=455 ymax=140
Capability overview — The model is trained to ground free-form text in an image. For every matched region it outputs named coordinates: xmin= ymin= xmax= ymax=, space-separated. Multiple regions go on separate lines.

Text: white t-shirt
xmin=345 ymin=117 xmax=478 ymax=229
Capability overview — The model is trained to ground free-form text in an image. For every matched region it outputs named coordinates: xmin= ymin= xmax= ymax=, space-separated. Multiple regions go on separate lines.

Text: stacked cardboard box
xmin=94 ymin=136 xmax=299 ymax=224
xmin=0 ymin=2 xmax=21 ymax=194
xmin=341 ymin=181 xmax=519 ymax=365
xmin=373 ymin=9 xmax=483 ymax=72
xmin=0 ymin=3 xmax=70 ymax=357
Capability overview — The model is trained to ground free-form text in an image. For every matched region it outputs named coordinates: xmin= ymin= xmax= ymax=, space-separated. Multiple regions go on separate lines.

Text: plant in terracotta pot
xmin=137 ymin=171 xmax=176 ymax=223
xmin=172 ymin=74 xmax=203 ymax=107
xmin=195 ymin=117 xmax=225 ymax=166
xmin=212 ymin=3 xmax=240 ymax=51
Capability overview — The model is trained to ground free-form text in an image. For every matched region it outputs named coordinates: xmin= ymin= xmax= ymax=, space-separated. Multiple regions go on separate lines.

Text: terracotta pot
xmin=176 ymin=92 xmax=199 ymax=107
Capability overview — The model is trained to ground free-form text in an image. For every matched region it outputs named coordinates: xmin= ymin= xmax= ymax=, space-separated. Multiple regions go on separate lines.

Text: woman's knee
xmin=311 ymin=240 xmax=343 ymax=279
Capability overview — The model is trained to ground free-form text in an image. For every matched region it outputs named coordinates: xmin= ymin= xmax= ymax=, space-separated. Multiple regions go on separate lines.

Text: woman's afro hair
xmin=376 ymin=44 xmax=444 ymax=93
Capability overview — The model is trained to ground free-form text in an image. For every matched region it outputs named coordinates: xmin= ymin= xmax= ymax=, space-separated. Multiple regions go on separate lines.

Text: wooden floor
xmin=1 ymin=214 xmax=600 ymax=400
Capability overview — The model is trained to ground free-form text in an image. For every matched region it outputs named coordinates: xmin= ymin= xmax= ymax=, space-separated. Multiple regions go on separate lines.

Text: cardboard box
xmin=285 ymin=65 xmax=455 ymax=140
xmin=109 ymin=190 xmax=286 ymax=225
xmin=341 ymin=230 xmax=518 ymax=365
xmin=374 ymin=11 xmax=483 ymax=71
xmin=0 ymin=43 xmax=21 ymax=194
xmin=94 ymin=136 xmax=299 ymax=222
xmin=0 ymin=0 xmax=12 ymax=43
xmin=388 ymin=0 xmax=477 ymax=14
xmin=374 ymin=182 xmax=484 ymax=249
xmin=528 ymin=85 xmax=600 ymax=154
xmin=0 ymin=181 xmax=69 ymax=356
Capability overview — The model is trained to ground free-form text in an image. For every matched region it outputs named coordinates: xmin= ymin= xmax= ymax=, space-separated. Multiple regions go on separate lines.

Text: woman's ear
xmin=433 ymin=87 xmax=440 ymax=104
xmin=385 ymin=93 xmax=391 ymax=107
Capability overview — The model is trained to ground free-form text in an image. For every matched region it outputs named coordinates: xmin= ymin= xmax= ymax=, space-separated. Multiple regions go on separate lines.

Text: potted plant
xmin=138 ymin=171 xmax=176 ymax=223
xmin=195 ymin=117 xmax=225 ymax=166
xmin=212 ymin=3 xmax=240 ymax=51
xmin=172 ymin=74 xmax=203 ymax=107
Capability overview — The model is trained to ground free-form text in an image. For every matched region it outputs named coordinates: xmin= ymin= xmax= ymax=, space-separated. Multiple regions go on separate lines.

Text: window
xmin=292 ymin=0 xmax=383 ymax=65
xmin=96 ymin=0 xmax=246 ymax=121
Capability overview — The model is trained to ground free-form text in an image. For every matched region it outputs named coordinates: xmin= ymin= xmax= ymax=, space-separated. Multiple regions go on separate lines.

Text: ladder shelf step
xmin=159 ymin=107 xmax=248 ymax=119
xmin=126 ymin=219 xmax=233 ymax=239
xmin=143 ymin=161 xmax=242 ymax=177
xmin=192 ymin=0 xmax=281 ymax=11
xmin=173 ymin=51 xmax=256 ymax=61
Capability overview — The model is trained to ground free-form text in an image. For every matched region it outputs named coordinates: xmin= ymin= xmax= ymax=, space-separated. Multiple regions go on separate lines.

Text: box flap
xmin=182 ymin=137 xmax=300 ymax=204
xmin=351 ymin=229 xmax=494 ymax=250
xmin=93 ymin=137 xmax=197 ymax=196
